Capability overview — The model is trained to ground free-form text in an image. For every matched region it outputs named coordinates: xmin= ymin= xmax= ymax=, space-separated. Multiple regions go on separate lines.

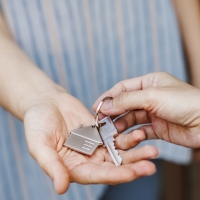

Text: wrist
xmin=19 ymin=83 xmax=67 ymax=121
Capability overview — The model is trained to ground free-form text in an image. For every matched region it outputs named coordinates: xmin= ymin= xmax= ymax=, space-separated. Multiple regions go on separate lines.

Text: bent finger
xmin=115 ymin=129 xmax=146 ymax=150
xmin=114 ymin=110 xmax=151 ymax=133
xmin=93 ymin=75 xmax=147 ymax=111
xmin=99 ymin=89 xmax=157 ymax=116
xmin=70 ymin=160 xmax=156 ymax=185
xmin=120 ymin=145 xmax=158 ymax=164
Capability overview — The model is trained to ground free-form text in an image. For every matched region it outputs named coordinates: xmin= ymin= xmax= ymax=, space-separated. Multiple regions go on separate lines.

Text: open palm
xmin=24 ymin=93 xmax=157 ymax=194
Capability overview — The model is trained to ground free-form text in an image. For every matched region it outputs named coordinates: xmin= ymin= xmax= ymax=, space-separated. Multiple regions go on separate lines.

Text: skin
xmin=172 ymin=0 xmax=200 ymax=160
xmin=0 ymin=13 xmax=157 ymax=194
xmin=93 ymin=72 xmax=200 ymax=149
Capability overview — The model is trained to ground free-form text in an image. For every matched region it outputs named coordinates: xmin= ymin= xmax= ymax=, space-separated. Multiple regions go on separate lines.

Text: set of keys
xmin=64 ymin=97 xmax=122 ymax=166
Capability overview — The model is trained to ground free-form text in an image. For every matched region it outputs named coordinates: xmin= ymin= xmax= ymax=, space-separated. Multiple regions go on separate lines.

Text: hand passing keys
xmin=64 ymin=97 xmax=122 ymax=166
xmin=64 ymin=96 xmax=158 ymax=169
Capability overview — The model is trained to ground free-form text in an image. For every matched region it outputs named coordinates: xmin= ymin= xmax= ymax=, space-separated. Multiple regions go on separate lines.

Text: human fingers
xmin=70 ymin=160 xmax=156 ymax=185
xmin=114 ymin=110 xmax=151 ymax=133
xmin=102 ymin=145 xmax=158 ymax=164
xmin=93 ymin=76 xmax=145 ymax=111
xmin=28 ymin=143 xmax=70 ymax=194
xmin=98 ymin=89 xmax=155 ymax=116
xmin=120 ymin=145 xmax=158 ymax=164
xmin=120 ymin=117 xmax=200 ymax=148
xmin=92 ymin=72 xmax=178 ymax=112
xmin=115 ymin=124 xmax=162 ymax=146
xmin=114 ymin=129 xmax=147 ymax=150
xmin=24 ymin=103 xmax=70 ymax=194
xmin=97 ymin=112 xmax=120 ymax=122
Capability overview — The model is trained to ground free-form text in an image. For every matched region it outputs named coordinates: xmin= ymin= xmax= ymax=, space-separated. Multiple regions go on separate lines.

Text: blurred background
xmin=161 ymin=161 xmax=200 ymax=200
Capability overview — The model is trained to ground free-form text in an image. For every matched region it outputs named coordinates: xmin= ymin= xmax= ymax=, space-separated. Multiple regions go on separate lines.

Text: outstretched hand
xmin=93 ymin=72 xmax=200 ymax=148
xmin=24 ymin=92 xmax=157 ymax=194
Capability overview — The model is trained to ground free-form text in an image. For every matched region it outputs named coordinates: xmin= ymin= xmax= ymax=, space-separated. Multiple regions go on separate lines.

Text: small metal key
xmin=99 ymin=116 xmax=122 ymax=166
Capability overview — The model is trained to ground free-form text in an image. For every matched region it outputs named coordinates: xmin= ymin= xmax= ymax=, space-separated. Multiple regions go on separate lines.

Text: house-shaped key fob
xmin=64 ymin=125 xmax=103 ymax=155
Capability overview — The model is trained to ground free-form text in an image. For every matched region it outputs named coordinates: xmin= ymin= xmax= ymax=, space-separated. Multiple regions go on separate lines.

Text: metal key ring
xmin=95 ymin=96 xmax=113 ymax=128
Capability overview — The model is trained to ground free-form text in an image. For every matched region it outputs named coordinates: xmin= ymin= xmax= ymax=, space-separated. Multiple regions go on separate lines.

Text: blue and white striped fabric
xmin=0 ymin=0 xmax=191 ymax=200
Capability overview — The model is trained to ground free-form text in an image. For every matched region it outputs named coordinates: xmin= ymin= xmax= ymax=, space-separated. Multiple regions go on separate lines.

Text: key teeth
xmin=114 ymin=149 xmax=122 ymax=163
xmin=108 ymin=140 xmax=123 ymax=165
xmin=116 ymin=156 xmax=123 ymax=166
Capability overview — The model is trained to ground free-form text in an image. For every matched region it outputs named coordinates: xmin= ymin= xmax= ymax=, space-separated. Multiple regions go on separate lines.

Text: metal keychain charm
xmin=64 ymin=124 xmax=103 ymax=155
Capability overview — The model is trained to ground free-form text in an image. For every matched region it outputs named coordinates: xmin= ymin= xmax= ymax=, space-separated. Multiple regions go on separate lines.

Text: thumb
xmin=29 ymin=144 xmax=70 ymax=194
xmin=100 ymin=89 xmax=156 ymax=116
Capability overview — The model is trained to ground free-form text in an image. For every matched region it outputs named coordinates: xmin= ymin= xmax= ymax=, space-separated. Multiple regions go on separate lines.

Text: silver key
xmin=64 ymin=124 xmax=103 ymax=155
xmin=99 ymin=116 xmax=122 ymax=166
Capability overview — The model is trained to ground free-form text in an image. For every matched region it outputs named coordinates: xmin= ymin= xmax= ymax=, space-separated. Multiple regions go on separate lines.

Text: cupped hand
xmin=93 ymin=72 xmax=200 ymax=148
xmin=24 ymin=92 xmax=157 ymax=194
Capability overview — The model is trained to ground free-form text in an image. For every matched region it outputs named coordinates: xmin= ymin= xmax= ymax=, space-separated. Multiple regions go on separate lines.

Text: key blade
xmin=106 ymin=141 xmax=122 ymax=166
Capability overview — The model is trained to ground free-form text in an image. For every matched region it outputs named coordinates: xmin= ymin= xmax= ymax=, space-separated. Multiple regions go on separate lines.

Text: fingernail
xmin=101 ymin=100 xmax=112 ymax=111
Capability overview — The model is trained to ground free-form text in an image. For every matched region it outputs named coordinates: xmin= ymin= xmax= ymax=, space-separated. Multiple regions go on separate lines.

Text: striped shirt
xmin=0 ymin=0 xmax=191 ymax=200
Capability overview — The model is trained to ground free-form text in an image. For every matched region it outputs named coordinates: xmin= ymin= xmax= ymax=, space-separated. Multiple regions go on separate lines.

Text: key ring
xmin=95 ymin=96 xmax=113 ymax=128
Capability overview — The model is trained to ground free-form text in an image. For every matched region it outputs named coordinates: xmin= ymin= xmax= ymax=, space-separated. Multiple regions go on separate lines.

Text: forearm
xmin=0 ymin=14 xmax=65 ymax=120
xmin=172 ymin=0 xmax=200 ymax=88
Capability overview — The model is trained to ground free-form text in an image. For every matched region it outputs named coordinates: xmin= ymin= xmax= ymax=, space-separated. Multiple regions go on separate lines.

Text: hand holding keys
xmin=26 ymin=92 xmax=157 ymax=193
xmin=64 ymin=97 xmax=122 ymax=166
